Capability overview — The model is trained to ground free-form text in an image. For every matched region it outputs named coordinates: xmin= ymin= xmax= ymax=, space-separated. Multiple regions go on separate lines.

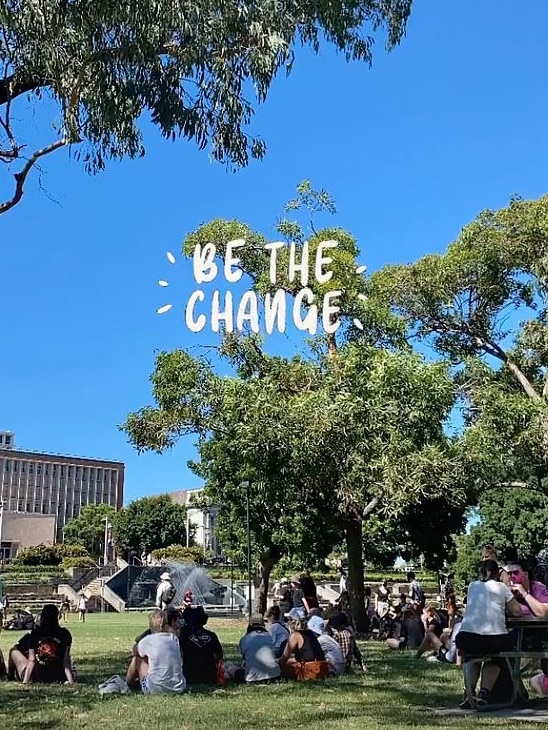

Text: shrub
xmin=13 ymin=544 xmax=59 ymax=566
xmin=60 ymin=556 xmax=97 ymax=570
xmin=152 ymin=544 xmax=204 ymax=564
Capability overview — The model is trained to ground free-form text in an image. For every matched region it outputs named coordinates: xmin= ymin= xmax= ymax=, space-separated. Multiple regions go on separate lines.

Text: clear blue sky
xmin=1 ymin=0 xmax=548 ymax=504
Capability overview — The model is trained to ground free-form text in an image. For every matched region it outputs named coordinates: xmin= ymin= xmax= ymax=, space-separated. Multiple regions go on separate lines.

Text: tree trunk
xmin=345 ymin=510 xmax=367 ymax=632
xmin=255 ymin=549 xmax=279 ymax=614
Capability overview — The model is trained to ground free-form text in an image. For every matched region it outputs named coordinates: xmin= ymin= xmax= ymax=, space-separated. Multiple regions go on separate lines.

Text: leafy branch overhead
xmin=0 ymin=1 xmax=413 ymax=213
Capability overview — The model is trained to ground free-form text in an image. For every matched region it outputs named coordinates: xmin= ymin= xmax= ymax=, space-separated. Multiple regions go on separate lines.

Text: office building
xmin=0 ymin=431 xmax=124 ymax=548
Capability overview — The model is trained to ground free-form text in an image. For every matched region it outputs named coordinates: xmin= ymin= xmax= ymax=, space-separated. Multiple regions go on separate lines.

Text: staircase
xmin=83 ymin=576 xmax=125 ymax=612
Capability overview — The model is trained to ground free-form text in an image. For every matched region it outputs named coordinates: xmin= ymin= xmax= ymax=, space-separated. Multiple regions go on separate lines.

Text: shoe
xmin=475 ymin=688 xmax=490 ymax=708
xmin=426 ymin=655 xmax=441 ymax=663
xmin=458 ymin=698 xmax=473 ymax=710
xmin=98 ymin=675 xmax=130 ymax=696
xmin=530 ymin=673 xmax=548 ymax=696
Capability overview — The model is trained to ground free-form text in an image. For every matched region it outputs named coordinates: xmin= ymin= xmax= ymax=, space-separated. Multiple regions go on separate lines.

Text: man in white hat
xmin=156 ymin=572 xmax=176 ymax=610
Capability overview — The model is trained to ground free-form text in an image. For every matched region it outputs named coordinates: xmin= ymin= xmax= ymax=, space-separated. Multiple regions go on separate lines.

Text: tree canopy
xmin=114 ymin=494 xmax=187 ymax=554
xmin=0 ymin=1 xmax=412 ymax=214
xmin=63 ymin=503 xmax=116 ymax=558
xmin=123 ymin=182 xmax=470 ymax=624
xmin=370 ymin=195 xmax=548 ymax=490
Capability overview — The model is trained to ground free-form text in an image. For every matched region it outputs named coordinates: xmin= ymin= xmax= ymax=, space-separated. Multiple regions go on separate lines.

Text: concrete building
xmin=169 ymin=488 xmax=221 ymax=557
xmin=0 ymin=511 xmax=56 ymax=559
xmin=0 ymin=431 xmax=124 ymax=548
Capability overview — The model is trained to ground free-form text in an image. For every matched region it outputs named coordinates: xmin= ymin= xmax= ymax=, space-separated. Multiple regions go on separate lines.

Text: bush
xmin=152 ymin=544 xmax=205 ymax=564
xmin=57 ymin=542 xmax=91 ymax=559
xmin=13 ymin=544 xmax=60 ymax=566
xmin=60 ymin=556 xmax=97 ymax=570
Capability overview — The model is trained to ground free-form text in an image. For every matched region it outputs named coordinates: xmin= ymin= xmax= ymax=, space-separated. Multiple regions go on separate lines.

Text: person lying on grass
xmin=9 ymin=603 xmax=75 ymax=684
xmin=129 ymin=609 xmax=186 ymax=695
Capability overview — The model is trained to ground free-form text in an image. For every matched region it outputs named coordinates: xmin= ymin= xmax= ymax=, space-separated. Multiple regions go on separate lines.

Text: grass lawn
xmin=0 ymin=613 xmax=541 ymax=730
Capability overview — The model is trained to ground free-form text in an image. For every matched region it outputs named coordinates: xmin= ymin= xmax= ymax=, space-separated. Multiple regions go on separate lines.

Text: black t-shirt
xmin=182 ymin=628 xmax=223 ymax=684
xmin=400 ymin=617 xmax=425 ymax=650
xmin=28 ymin=625 xmax=72 ymax=682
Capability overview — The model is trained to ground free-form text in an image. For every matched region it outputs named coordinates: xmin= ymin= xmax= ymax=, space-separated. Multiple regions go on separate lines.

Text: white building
xmin=169 ymin=489 xmax=221 ymax=557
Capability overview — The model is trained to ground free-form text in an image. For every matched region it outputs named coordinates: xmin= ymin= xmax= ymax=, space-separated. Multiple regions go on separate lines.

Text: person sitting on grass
xmin=181 ymin=605 xmax=224 ymax=685
xmin=266 ymin=604 xmax=290 ymax=658
xmin=307 ymin=615 xmax=346 ymax=677
xmin=415 ymin=617 xmax=463 ymax=665
xmin=127 ymin=606 xmax=182 ymax=689
xmin=8 ymin=603 xmax=75 ymax=684
xmin=326 ymin=612 xmax=355 ymax=669
xmin=455 ymin=559 xmax=522 ymax=709
xmin=235 ymin=613 xmax=281 ymax=684
xmin=132 ymin=609 xmax=186 ymax=695
xmin=279 ymin=615 xmax=328 ymax=681
xmin=386 ymin=603 xmax=424 ymax=651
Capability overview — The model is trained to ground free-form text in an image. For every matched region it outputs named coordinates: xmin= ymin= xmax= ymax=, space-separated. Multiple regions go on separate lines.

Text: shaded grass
xmin=0 ymin=614 xmax=542 ymax=730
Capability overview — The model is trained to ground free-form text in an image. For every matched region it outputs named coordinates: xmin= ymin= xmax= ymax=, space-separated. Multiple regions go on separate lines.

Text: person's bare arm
xmin=279 ymin=633 xmax=298 ymax=666
xmin=302 ymin=597 xmax=311 ymax=614
xmin=512 ymin=586 xmax=548 ymax=617
xmin=63 ymin=647 xmax=75 ymax=684
xmin=506 ymin=596 xmax=524 ymax=618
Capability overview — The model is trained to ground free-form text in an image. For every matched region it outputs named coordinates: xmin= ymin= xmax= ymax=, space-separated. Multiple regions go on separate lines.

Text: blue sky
xmin=2 ymin=0 xmax=548 ymax=504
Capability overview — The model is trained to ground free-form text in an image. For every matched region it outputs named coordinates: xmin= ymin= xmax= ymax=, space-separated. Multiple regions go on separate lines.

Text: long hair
xmin=39 ymin=603 xmax=61 ymax=633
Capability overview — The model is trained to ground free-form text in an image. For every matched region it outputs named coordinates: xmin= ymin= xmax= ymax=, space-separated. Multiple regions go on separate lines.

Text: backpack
xmin=162 ymin=583 xmax=177 ymax=604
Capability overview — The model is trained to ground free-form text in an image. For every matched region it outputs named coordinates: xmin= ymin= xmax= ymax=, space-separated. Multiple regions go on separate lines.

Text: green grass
xmin=0 ymin=613 xmax=542 ymax=730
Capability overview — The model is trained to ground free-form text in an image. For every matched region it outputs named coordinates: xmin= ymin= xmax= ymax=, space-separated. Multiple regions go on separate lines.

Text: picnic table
xmin=463 ymin=615 xmax=548 ymax=711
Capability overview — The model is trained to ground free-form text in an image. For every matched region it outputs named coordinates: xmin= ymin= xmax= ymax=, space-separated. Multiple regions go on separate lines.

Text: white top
xmin=155 ymin=580 xmax=172 ymax=608
xmin=137 ymin=632 xmax=186 ymax=694
xmin=78 ymin=597 xmax=87 ymax=610
xmin=460 ymin=580 xmax=514 ymax=635
xmin=339 ymin=574 xmax=347 ymax=593
xmin=239 ymin=630 xmax=281 ymax=682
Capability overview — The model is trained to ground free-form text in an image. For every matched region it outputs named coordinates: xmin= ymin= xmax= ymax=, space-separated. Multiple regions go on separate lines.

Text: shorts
xmin=455 ymin=631 xmax=513 ymax=666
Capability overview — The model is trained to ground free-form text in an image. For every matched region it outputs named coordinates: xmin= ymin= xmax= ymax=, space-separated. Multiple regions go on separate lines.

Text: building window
xmin=29 ymin=464 xmax=34 ymax=474
xmin=68 ymin=466 xmax=74 ymax=477
xmin=13 ymin=461 xmax=17 ymax=473
xmin=4 ymin=461 xmax=9 ymax=471
xmin=37 ymin=464 xmax=42 ymax=475
xmin=60 ymin=465 xmax=65 ymax=476
xmin=5 ymin=435 xmax=11 ymax=446
xmin=45 ymin=465 xmax=49 ymax=476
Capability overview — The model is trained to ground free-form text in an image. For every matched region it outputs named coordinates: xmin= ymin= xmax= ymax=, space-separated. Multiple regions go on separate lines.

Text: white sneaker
xmin=98 ymin=675 xmax=130 ymax=696
xmin=426 ymin=655 xmax=441 ymax=663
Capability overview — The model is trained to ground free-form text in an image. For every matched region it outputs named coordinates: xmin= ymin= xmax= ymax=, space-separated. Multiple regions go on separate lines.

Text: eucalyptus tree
xmin=0 ymin=1 xmax=412 ymax=214
xmin=123 ymin=181 xmax=468 ymax=625
xmin=370 ymin=195 xmax=548 ymax=491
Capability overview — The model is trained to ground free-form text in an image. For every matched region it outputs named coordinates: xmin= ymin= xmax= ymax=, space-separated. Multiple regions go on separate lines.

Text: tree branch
xmin=0 ymin=137 xmax=68 ymax=215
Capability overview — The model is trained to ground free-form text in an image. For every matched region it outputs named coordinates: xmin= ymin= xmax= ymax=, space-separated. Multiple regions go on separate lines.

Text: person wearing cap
xmin=307 ymin=615 xmax=346 ymax=677
xmin=279 ymin=616 xmax=328 ymax=681
xmin=236 ymin=613 xmax=280 ymax=683
xmin=156 ymin=572 xmax=176 ymax=610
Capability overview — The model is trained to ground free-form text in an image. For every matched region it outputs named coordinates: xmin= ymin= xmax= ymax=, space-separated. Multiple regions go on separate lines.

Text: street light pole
xmin=243 ymin=480 xmax=252 ymax=617
xmin=103 ymin=517 xmax=111 ymax=567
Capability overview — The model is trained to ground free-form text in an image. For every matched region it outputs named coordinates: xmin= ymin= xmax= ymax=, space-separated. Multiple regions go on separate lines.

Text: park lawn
xmin=0 ymin=613 xmax=540 ymax=730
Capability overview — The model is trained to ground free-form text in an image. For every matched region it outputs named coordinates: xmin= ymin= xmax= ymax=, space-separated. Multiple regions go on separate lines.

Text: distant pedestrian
xmin=78 ymin=595 xmax=87 ymax=622
xmin=60 ymin=597 xmax=70 ymax=622
xmin=156 ymin=572 xmax=177 ymax=610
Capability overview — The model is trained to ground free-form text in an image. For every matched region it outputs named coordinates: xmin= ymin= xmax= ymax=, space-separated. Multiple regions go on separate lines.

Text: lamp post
xmin=242 ymin=480 xmax=252 ymax=617
xmin=103 ymin=517 xmax=112 ymax=567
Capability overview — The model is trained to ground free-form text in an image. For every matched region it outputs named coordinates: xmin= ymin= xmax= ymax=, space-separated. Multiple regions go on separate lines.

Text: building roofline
xmin=0 ymin=446 xmax=124 ymax=467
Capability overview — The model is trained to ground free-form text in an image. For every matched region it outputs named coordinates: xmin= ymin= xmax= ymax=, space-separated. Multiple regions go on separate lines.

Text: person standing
xmin=407 ymin=572 xmax=425 ymax=608
xmin=156 ymin=572 xmax=177 ymax=610
xmin=338 ymin=567 xmax=348 ymax=596
xmin=60 ymin=597 xmax=70 ymax=623
xmin=78 ymin=594 xmax=87 ymax=623
xmin=287 ymin=576 xmax=310 ymax=619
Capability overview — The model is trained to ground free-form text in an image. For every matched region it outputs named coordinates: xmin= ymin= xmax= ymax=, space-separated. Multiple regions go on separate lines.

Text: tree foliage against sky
xmin=63 ymin=503 xmax=116 ymax=558
xmin=371 ymin=195 xmax=548 ymax=490
xmin=0 ymin=1 xmax=412 ymax=213
xmin=114 ymin=494 xmax=187 ymax=554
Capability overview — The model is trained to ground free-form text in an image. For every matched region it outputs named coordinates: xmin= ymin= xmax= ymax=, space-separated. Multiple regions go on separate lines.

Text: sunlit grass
xmin=0 ymin=613 xmax=540 ymax=729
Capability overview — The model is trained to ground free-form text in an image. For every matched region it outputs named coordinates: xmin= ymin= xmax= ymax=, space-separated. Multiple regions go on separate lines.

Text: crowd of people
xmin=2 ymin=554 xmax=548 ymax=710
